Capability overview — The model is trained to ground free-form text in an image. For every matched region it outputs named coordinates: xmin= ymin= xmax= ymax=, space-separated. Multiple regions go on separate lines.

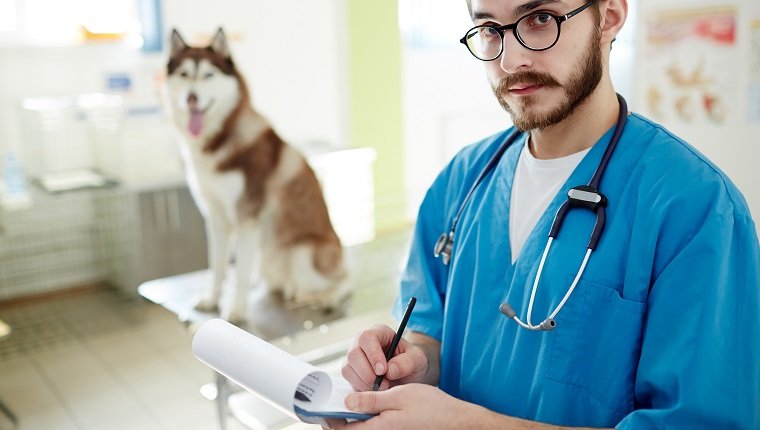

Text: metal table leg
xmin=0 ymin=396 xmax=17 ymax=427
xmin=215 ymin=372 xmax=228 ymax=430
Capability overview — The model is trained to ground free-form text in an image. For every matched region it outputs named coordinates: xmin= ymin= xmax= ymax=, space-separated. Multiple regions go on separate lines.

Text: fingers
xmin=357 ymin=326 xmax=394 ymax=376
xmin=342 ymin=325 xmax=395 ymax=390
xmin=385 ymin=339 xmax=427 ymax=381
xmin=345 ymin=388 xmax=402 ymax=414
xmin=341 ymin=358 xmax=388 ymax=391
xmin=322 ymin=418 xmax=348 ymax=429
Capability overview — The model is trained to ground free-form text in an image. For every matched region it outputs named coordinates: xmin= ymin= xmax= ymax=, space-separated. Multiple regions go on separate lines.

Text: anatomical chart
xmin=640 ymin=7 xmax=738 ymax=125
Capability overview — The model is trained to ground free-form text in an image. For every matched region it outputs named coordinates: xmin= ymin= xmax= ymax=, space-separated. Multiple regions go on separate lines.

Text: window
xmin=0 ymin=0 xmax=162 ymax=51
xmin=0 ymin=0 xmax=16 ymax=32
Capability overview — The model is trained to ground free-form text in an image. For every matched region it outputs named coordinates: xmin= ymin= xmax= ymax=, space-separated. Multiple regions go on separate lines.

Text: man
xmin=335 ymin=0 xmax=760 ymax=428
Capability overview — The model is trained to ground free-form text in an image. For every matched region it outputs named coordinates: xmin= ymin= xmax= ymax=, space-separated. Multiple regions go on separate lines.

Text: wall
xmin=400 ymin=0 xmax=758 ymax=229
xmin=161 ymin=0 xmax=349 ymax=151
xmin=0 ymin=1 xmax=367 ymax=298
xmin=0 ymin=0 xmax=349 ymax=173
xmin=165 ymin=0 xmax=408 ymax=233
xmin=634 ymin=0 xmax=760 ymax=223
xmin=0 ymin=47 xmax=162 ymax=156
xmin=400 ymin=1 xmax=509 ymax=219
xmin=346 ymin=1 xmax=406 ymax=232
xmin=399 ymin=1 xmax=636 ymax=218
xmin=0 ymin=1 xmax=411 ymax=235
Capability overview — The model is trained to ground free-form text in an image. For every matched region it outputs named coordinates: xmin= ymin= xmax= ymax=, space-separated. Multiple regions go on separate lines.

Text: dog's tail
xmin=312 ymin=240 xmax=352 ymax=308
xmin=313 ymin=240 xmax=346 ymax=280
xmin=282 ymin=240 xmax=352 ymax=309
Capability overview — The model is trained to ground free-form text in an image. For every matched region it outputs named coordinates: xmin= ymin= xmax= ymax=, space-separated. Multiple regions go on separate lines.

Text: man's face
xmin=471 ymin=0 xmax=603 ymax=130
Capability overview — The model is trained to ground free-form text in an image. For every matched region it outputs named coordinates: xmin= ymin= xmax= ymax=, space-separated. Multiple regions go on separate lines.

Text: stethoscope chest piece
xmin=434 ymin=232 xmax=454 ymax=265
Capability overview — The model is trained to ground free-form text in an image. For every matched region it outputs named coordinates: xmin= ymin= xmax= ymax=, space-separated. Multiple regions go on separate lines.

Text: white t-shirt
xmin=509 ymin=139 xmax=590 ymax=262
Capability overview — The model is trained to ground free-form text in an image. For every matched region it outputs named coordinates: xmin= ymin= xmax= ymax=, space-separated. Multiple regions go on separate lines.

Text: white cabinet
xmin=308 ymin=148 xmax=377 ymax=247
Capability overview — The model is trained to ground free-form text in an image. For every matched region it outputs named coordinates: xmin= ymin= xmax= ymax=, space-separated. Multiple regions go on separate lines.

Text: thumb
xmin=345 ymin=389 xmax=401 ymax=414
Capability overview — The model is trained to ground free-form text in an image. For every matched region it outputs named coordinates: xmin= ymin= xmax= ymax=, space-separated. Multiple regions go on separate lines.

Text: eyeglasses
xmin=460 ymin=0 xmax=596 ymax=61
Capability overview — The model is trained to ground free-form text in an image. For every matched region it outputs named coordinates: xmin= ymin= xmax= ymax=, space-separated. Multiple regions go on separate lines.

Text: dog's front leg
xmin=222 ymin=226 xmax=260 ymax=323
xmin=195 ymin=217 xmax=230 ymax=312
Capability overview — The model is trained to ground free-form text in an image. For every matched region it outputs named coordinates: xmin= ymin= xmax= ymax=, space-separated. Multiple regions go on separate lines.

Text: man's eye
xmin=482 ymin=27 xmax=500 ymax=37
xmin=180 ymin=71 xmax=189 ymax=78
xmin=528 ymin=13 xmax=553 ymax=26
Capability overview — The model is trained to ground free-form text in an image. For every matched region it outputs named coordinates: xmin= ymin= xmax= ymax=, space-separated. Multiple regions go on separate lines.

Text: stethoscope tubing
xmin=435 ymin=94 xmax=629 ymax=331
xmin=450 ymin=129 xmax=523 ymax=237
xmin=511 ymin=238 xmax=592 ymax=330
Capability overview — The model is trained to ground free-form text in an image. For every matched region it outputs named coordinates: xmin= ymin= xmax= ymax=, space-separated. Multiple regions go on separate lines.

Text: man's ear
xmin=169 ymin=28 xmax=188 ymax=58
xmin=209 ymin=27 xmax=230 ymax=58
xmin=600 ymin=0 xmax=627 ymax=45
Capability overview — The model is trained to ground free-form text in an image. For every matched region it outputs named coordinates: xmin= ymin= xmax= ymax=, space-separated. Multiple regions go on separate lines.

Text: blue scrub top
xmin=393 ymin=113 xmax=760 ymax=428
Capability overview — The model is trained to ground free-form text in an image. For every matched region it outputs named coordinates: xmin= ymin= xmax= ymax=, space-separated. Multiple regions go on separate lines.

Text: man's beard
xmin=492 ymin=29 xmax=603 ymax=131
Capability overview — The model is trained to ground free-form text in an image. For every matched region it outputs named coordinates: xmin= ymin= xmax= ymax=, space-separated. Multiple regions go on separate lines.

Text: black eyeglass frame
xmin=460 ymin=0 xmax=596 ymax=61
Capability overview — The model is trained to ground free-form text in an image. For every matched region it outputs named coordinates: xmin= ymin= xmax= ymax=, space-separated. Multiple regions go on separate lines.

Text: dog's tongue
xmin=188 ymin=111 xmax=203 ymax=136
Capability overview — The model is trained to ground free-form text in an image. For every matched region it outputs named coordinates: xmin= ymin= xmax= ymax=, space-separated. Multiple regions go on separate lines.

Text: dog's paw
xmin=193 ymin=296 xmax=219 ymax=312
xmin=221 ymin=307 xmax=247 ymax=324
xmin=221 ymin=301 xmax=248 ymax=323
xmin=282 ymin=288 xmax=296 ymax=302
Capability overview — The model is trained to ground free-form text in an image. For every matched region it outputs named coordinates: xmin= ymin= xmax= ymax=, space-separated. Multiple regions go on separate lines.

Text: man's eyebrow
xmin=472 ymin=0 xmax=565 ymax=21
xmin=472 ymin=11 xmax=496 ymax=21
xmin=513 ymin=0 xmax=564 ymax=18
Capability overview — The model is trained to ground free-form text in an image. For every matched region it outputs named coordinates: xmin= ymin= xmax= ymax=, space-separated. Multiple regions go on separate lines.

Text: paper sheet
xmin=192 ymin=319 xmax=372 ymax=423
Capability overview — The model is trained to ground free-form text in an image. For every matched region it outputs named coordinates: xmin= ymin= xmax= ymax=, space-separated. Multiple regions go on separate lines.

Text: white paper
xmin=192 ymin=319 xmax=364 ymax=422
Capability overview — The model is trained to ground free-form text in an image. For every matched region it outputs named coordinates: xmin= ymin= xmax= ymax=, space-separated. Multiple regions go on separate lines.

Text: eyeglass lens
xmin=465 ymin=13 xmax=559 ymax=60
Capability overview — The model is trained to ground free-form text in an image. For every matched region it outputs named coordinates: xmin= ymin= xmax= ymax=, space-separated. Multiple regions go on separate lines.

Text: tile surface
xmin=0 ymin=228 xmax=410 ymax=429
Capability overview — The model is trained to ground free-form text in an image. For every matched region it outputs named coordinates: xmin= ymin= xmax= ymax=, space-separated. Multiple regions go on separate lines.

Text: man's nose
xmin=498 ymin=32 xmax=532 ymax=74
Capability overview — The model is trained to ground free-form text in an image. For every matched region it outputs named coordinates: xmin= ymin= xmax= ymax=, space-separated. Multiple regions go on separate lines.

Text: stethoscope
xmin=433 ymin=94 xmax=628 ymax=331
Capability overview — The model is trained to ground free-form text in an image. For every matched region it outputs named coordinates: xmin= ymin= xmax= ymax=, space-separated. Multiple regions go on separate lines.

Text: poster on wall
xmin=748 ymin=15 xmax=760 ymax=124
xmin=640 ymin=7 xmax=738 ymax=126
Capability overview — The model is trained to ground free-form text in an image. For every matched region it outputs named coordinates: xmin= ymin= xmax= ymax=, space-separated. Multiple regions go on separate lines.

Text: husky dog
xmin=164 ymin=28 xmax=349 ymax=322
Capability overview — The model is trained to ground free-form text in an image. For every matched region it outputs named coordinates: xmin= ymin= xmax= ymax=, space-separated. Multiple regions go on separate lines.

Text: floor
xmin=0 ymin=229 xmax=411 ymax=430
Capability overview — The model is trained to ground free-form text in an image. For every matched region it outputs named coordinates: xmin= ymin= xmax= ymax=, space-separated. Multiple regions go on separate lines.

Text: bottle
xmin=2 ymin=151 xmax=30 ymax=206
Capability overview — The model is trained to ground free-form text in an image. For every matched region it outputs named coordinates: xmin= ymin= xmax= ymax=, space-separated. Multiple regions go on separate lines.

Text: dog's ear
xmin=209 ymin=27 xmax=230 ymax=58
xmin=169 ymin=28 xmax=189 ymax=58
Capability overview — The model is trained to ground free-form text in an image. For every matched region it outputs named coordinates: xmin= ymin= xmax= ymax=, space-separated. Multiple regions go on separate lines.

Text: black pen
xmin=372 ymin=296 xmax=417 ymax=391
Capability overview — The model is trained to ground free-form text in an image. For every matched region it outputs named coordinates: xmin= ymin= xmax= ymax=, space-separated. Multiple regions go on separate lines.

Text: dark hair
xmin=466 ymin=0 xmax=602 ymax=24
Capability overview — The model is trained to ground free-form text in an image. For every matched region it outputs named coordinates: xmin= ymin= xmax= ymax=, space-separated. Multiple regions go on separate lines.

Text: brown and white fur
xmin=164 ymin=28 xmax=349 ymax=322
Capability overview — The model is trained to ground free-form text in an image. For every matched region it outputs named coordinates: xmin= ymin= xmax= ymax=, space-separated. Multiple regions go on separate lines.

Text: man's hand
xmin=341 ymin=326 xmax=439 ymax=391
xmin=330 ymin=384 xmax=476 ymax=430
xmin=333 ymin=329 xmax=610 ymax=430
xmin=325 ymin=384 xmax=613 ymax=430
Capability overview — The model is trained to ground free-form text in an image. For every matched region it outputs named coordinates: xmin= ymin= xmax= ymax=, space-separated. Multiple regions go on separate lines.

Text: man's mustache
xmin=494 ymin=71 xmax=561 ymax=96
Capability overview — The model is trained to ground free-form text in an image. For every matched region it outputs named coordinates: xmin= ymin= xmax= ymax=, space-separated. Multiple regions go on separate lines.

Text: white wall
xmin=0 ymin=0 xmax=349 ymax=181
xmin=161 ymin=0 xmax=349 ymax=151
xmin=401 ymin=0 xmax=759 ymax=227
xmin=400 ymin=0 xmax=637 ymax=219
xmin=634 ymin=0 xmax=760 ymax=222
xmin=0 ymin=46 xmax=161 ymax=155
xmin=401 ymin=49 xmax=510 ymax=219
xmin=400 ymin=1 xmax=510 ymax=219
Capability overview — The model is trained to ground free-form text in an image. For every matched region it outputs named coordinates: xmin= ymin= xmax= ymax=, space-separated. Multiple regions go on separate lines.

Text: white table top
xmin=138 ymin=269 xmax=351 ymax=341
xmin=139 ymin=269 xmax=395 ymax=430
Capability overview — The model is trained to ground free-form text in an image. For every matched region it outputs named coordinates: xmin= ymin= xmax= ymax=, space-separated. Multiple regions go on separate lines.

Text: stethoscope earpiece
xmin=499 ymin=303 xmax=516 ymax=318
xmin=500 ymin=302 xmax=556 ymax=331
xmin=538 ymin=318 xmax=556 ymax=331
